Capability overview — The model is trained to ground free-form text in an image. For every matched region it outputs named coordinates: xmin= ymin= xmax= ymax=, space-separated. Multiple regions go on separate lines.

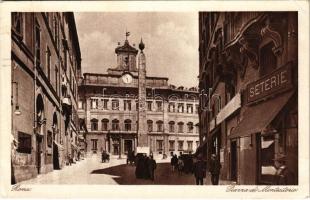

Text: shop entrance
xmin=231 ymin=140 xmax=237 ymax=181
xmin=124 ymin=140 xmax=133 ymax=154
xmin=113 ymin=144 xmax=119 ymax=155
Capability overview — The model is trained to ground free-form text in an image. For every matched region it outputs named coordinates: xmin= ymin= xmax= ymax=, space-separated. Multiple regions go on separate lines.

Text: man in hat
xmin=273 ymin=153 xmax=294 ymax=185
xmin=209 ymin=154 xmax=221 ymax=185
xmin=193 ymin=154 xmax=206 ymax=185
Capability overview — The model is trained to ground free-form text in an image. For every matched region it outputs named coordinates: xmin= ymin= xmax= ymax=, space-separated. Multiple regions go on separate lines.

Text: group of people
xmin=192 ymin=154 xmax=222 ymax=185
xmin=135 ymin=154 xmax=157 ymax=181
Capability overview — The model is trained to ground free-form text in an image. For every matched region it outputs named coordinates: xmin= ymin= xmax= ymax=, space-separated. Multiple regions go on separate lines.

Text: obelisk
xmin=137 ymin=38 xmax=148 ymax=150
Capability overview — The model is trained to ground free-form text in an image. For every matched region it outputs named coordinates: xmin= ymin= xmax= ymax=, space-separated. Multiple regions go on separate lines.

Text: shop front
xmin=229 ymin=64 xmax=297 ymax=185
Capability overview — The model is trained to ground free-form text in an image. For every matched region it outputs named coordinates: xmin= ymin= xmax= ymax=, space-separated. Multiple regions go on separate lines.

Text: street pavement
xmin=19 ymin=154 xmax=231 ymax=185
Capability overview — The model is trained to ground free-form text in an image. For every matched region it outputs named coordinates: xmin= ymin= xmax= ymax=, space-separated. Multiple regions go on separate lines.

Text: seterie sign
xmin=246 ymin=63 xmax=292 ymax=103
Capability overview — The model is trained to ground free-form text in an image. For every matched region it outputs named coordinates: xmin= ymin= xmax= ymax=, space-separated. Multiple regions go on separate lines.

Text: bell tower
xmin=115 ymin=32 xmax=138 ymax=71
xmin=137 ymin=38 xmax=148 ymax=147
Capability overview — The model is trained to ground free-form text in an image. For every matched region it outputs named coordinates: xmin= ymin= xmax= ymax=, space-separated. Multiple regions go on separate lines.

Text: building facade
xmin=198 ymin=12 xmax=298 ymax=184
xmin=11 ymin=12 xmax=82 ymax=183
xmin=78 ymin=38 xmax=200 ymax=157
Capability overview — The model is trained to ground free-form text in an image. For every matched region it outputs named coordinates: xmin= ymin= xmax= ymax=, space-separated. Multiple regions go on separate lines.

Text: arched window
xmin=112 ymin=119 xmax=119 ymax=131
xmin=101 ymin=118 xmax=109 ymax=131
xmin=168 ymin=102 xmax=175 ymax=112
xmin=187 ymin=122 xmax=194 ymax=133
xmin=91 ymin=118 xmax=98 ymax=131
xmin=169 ymin=121 xmax=175 ymax=133
xmin=156 ymin=120 xmax=164 ymax=132
xmin=178 ymin=122 xmax=184 ymax=133
xmin=147 ymin=120 xmax=153 ymax=132
xmin=124 ymin=119 xmax=132 ymax=131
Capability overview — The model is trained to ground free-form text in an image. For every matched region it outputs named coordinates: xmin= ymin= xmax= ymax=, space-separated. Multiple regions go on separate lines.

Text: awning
xmin=229 ymin=90 xmax=295 ymax=139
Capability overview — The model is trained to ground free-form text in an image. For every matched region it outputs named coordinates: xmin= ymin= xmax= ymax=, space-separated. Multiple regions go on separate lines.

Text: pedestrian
xmin=273 ymin=153 xmax=295 ymax=185
xmin=209 ymin=154 xmax=221 ymax=185
xmin=170 ymin=154 xmax=175 ymax=171
xmin=173 ymin=154 xmax=178 ymax=171
xmin=193 ymin=154 xmax=206 ymax=185
xmin=177 ymin=156 xmax=184 ymax=175
xmin=148 ymin=155 xmax=157 ymax=181
xmin=143 ymin=154 xmax=150 ymax=179
xmin=135 ymin=154 xmax=143 ymax=179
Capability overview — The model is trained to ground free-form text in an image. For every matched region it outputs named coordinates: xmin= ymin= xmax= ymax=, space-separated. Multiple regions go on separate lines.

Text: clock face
xmin=122 ymin=74 xmax=133 ymax=84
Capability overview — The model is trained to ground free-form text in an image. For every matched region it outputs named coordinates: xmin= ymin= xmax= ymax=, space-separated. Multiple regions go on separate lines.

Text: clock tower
xmin=137 ymin=38 xmax=148 ymax=148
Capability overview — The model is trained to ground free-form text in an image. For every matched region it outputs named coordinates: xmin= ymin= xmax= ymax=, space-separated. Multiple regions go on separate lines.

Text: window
xmin=124 ymin=100 xmax=132 ymax=111
xmin=47 ymin=130 xmax=52 ymax=148
xmin=46 ymin=46 xmax=51 ymax=80
xmin=187 ymin=104 xmax=193 ymax=114
xmin=147 ymin=120 xmax=153 ymax=132
xmin=259 ymin=42 xmax=277 ymax=77
xmin=168 ymin=102 xmax=175 ymax=112
xmin=178 ymin=122 xmax=184 ymax=133
xmin=78 ymin=100 xmax=83 ymax=109
xmin=112 ymin=99 xmax=119 ymax=110
xmin=102 ymin=99 xmax=109 ymax=110
xmin=12 ymin=13 xmax=23 ymax=37
xmin=101 ymin=119 xmax=109 ymax=131
xmin=90 ymin=119 xmax=98 ymax=131
xmin=195 ymin=123 xmax=199 ymax=133
xmin=196 ymin=141 xmax=199 ymax=148
xmin=187 ymin=141 xmax=193 ymax=152
xmin=178 ymin=103 xmax=184 ymax=113
xmin=195 ymin=104 xmax=199 ymax=114
xmin=169 ymin=140 xmax=175 ymax=151
xmin=112 ymin=119 xmax=119 ymax=131
xmin=156 ymin=120 xmax=163 ymax=132
xmin=55 ymin=65 xmax=58 ymax=94
xmin=169 ymin=121 xmax=175 ymax=133
xmin=156 ymin=140 xmax=163 ymax=151
xmin=136 ymin=100 xmax=139 ymax=111
xmin=91 ymin=139 xmax=98 ymax=152
xmin=147 ymin=101 xmax=152 ymax=111
xmin=178 ymin=141 xmax=184 ymax=151
xmin=53 ymin=16 xmax=59 ymax=49
xmin=124 ymin=119 xmax=132 ymax=131
xmin=17 ymin=132 xmax=31 ymax=154
xmin=91 ymin=99 xmax=98 ymax=109
xmin=156 ymin=101 xmax=163 ymax=111
xmin=187 ymin=122 xmax=194 ymax=133
xmin=35 ymin=20 xmax=41 ymax=67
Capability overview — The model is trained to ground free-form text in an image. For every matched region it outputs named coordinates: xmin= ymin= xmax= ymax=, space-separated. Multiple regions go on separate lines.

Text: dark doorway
xmin=36 ymin=136 xmax=43 ymax=174
xmin=231 ymin=140 xmax=237 ymax=181
xmin=113 ymin=144 xmax=119 ymax=155
xmin=53 ymin=143 xmax=60 ymax=169
xmin=124 ymin=140 xmax=133 ymax=154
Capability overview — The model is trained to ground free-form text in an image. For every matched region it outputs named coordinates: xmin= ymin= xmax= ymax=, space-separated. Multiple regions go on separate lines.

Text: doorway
xmin=231 ymin=140 xmax=237 ymax=181
xmin=36 ymin=136 xmax=43 ymax=174
xmin=124 ymin=140 xmax=133 ymax=154
xmin=113 ymin=144 xmax=119 ymax=155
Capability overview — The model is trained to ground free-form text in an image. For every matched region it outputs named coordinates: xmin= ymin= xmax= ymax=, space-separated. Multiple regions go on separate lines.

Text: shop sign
xmin=246 ymin=64 xmax=292 ymax=104
xmin=217 ymin=93 xmax=241 ymax=124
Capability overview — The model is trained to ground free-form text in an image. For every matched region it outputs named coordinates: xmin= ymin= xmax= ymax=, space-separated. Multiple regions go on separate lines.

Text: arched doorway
xmin=36 ymin=94 xmax=44 ymax=174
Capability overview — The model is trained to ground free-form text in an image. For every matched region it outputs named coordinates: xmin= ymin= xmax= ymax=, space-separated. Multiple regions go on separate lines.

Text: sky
xmin=74 ymin=12 xmax=199 ymax=88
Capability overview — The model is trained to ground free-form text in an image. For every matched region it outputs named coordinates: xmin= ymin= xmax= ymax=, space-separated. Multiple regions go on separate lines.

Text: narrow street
xmin=20 ymin=155 xmax=231 ymax=185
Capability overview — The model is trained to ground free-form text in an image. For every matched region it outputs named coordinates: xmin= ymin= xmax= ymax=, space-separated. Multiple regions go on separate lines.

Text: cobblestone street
xmin=20 ymin=155 xmax=231 ymax=185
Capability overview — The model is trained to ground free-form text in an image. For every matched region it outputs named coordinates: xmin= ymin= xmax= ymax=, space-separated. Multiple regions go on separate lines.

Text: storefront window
xmin=259 ymin=134 xmax=276 ymax=184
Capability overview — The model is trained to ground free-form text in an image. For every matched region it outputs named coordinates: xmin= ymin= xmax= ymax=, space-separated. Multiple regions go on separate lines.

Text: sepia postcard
xmin=0 ymin=1 xmax=309 ymax=199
